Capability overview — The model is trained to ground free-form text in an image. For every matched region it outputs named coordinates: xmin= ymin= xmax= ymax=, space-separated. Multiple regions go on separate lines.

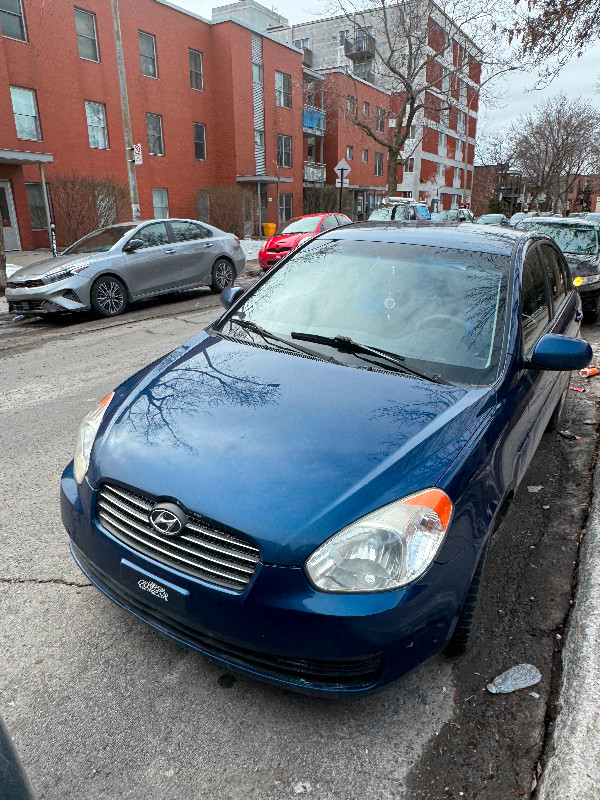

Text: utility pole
xmin=110 ymin=0 xmax=140 ymax=221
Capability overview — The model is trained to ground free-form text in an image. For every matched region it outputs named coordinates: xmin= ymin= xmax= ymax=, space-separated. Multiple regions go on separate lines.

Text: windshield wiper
xmin=225 ymin=318 xmax=340 ymax=361
xmin=290 ymin=332 xmax=447 ymax=384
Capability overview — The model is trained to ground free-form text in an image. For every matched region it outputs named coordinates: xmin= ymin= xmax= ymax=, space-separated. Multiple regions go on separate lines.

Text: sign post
xmin=334 ymin=158 xmax=351 ymax=213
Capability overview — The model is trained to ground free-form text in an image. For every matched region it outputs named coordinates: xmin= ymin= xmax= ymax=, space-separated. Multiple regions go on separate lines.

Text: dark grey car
xmin=5 ymin=219 xmax=245 ymax=318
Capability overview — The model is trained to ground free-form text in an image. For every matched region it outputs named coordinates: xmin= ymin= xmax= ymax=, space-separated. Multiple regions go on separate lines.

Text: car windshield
xmin=64 ymin=225 xmax=136 ymax=254
xmin=275 ymin=217 xmax=321 ymax=235
xmin=431 ymin=210 xmax=460 ymax=221
xmin=368 ymin=207 xmax=394 ymax=220
xmin=476 ymin=215 xmax=501 ymax=224
xmin=223 ymin=239 xmax=510 ymax=387
xmin=584 ymin=213 xmax=600 ymax=222
xmin=518 ymin=222 xmax=599 ymax=254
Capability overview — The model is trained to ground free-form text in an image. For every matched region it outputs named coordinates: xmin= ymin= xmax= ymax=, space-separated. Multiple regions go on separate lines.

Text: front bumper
xmin=258 ymin=250 xmax=290 ymax=271
xmin=6 ymin=276 xmax=90 ymax=315
xmin=61 ymin=464 xmax=477 ymax=696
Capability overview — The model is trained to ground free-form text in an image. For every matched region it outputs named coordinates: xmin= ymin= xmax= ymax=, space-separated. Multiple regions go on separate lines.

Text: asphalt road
xmin=0 ymin=290 xmax=598 ymax=800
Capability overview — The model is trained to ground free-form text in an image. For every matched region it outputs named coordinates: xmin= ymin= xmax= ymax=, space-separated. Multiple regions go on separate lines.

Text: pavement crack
xmin=0 ymin=577 xmax=92 ymax=588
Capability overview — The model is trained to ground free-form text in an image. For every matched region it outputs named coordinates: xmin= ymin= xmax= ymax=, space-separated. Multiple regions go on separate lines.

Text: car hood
xmin=264 ymin=232 xmax=312 ymax=251
xmin=564 ymin=252 xmax=600 ymax=276
xmin=9 ymin=253 xmax=105 ymax=279
xmin=90 ymin=334 xmax=489 ymax=564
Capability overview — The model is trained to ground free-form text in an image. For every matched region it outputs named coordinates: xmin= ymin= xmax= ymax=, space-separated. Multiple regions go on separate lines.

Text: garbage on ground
xmin=542 ymin=504 xmax=550 ymax=510
xmin=570 ymin=386 xmax=586 ymax=392
xmin=579 ymin=367 xmax=598 ymax=378
xmin=529 ymin=692 xmax=540 ymax=699
xmin=559 ymin=430 xmax=581 ymax=440
xmin=583 ymin=419 xmax=596 ymax=425
xmin=527 ymin=485 xmax=543 ymax=492
xmin=486 ymin=664 xmax=542 ymax=694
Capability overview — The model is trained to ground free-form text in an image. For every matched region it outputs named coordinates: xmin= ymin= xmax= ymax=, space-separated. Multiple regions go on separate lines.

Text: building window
xmin=362 ymin=149 xmax=368 ymax=163
xmin=347 ymin=94 xmax=357 ymax=113
xmin=438 ymin=131 xmax=447 ymax=154
xmin=152 ymin=188 xmax=169 ymax=218
xmin=0 ymin=0 xmax=26 ymax=41
xmin=85 ymin=101 xmax=108 ymax=149
xmin=406 ymin=124 xmax=416 ymax=140
xmin=146 ymin=113 xmax=164 ymax=155
xmin=374 ymin=152 xmax=384 ymax=176
xmin=339 ymin=29 xmax=349 ymax=45
xmin=293 ymin=37 xmax=309 ymax=49
xmin=252 ymin=63 xmax=263 ymax=84
xmin=189 ymin=49 xmax=203 ymax=91
xmin=279 ymin=192 xmax=292 ymax=223
xmin=457 ymin=110 xmax=466 ymax=134
xmin=275 ymin=72 xmax=291 ymax=108
xmin=346 ymin=145 xmax=354 ymax=160
xmin=405 ymin=157 xmax=415 ymax=173
xmin=363 ymin=101 xmax=370 ymax=116
xmin=139 ymin=31 xmax=157 ymax=78
xmin=277 ymin=134 xmax=292 ymax=168
xmin=194 ymin=122 xmax=206 ymax=160
xmin=436 ymin=162 xmax=445 ymax=182
xmin=455 ymin=139 xmax=463 ymax=161
xmin=375 ymin=106 xmax=385 ymax=132
xmin=255 ymin=130 xmax=264 ymax=148
xmin=75 ymin=8 xmax=99 ymax=62
xmin=25 ymin=183 xmax=48 ymax=230
xmin=10 ymin=87 xmax=41 ymax=141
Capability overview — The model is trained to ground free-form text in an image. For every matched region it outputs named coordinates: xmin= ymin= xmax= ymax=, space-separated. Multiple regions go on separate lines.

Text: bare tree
xmin=509 ymin=95 xmax=600 ymax=211
xmin=328 ymin=0 xmax=520 ymax=195
xmin=207 ymin=186 xmax=256 ymax=238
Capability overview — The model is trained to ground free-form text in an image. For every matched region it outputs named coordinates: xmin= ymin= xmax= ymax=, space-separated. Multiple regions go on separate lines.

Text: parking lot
xmin=1 ymin=287 xmax=598 ymax=800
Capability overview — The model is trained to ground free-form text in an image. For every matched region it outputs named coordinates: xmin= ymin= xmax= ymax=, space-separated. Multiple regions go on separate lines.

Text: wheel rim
xmin=215 ymin=261 xmax=234 ymax=289
xmin=96 ymin=280 xmax=125 ymax=314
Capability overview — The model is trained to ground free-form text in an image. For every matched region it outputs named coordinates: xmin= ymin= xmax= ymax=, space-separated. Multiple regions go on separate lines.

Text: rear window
xmin=519 ymin=222 xmax=598 ymax=255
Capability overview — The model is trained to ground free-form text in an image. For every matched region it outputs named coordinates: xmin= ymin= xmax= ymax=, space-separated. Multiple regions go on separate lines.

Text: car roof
xmin=520 ymin=217 xmax=600 ymax=228
xmin=319 ymin=221 xmax=531 ymax=256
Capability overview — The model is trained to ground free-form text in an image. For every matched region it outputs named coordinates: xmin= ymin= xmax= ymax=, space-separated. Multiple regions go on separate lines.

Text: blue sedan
xmin=60 ymin=223 xmax=592 ymax=696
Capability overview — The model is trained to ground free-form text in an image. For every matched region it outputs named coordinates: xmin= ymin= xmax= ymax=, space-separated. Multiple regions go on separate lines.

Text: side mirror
xmin=220 ymin=286 xmax=244 ymax=310
xmin=124 ymin=238 xmax=144 ymax=252
xmin=529 ymin=333 xmax=593 ymax=371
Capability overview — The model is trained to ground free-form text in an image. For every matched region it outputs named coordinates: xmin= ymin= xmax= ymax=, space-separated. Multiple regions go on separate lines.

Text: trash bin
xmin=262 ymin=223 xmax=277 ymax=237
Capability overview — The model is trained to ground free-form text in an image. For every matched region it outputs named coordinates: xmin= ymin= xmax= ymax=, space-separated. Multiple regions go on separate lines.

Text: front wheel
xmin=90 ymin=276 xmax=128 ymax=318
xmin=210 ymin=259 xmax=235 ymax=294
xmin=445 ymin=541 xmax=489 ymax=656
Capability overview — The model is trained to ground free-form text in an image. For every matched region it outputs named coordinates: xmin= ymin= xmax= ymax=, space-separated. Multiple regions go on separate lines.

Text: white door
xmin=0 ymin=181 xmax=21 ymax=251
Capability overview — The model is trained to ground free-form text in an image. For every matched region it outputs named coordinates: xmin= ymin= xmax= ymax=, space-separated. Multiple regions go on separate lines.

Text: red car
xmin=258 ymin=212 xmax=352 ymax=270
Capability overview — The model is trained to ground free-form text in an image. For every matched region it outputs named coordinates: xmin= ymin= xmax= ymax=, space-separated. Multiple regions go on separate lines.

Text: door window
xmin=171 ymin=221 xmax=211 ymax=242
xmin=538 ymin=243 xmax=566 ymax=306
xmin=321 ymin=215 xmax=338 ymax=231
xmin=522 ymin=250 xmax=550 ymax=351
xmin=133 ymin=222 xmax=169 ymax=248
xmin=335 ymin=214 xmax=349 ymax=226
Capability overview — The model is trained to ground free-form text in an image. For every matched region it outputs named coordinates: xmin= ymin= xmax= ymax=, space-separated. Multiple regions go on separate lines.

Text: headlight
xmin=573 ymin=274 xmax=600 ymax=286
xmin=42 ymin=261 xmax=91 ymax=284
xmin=305 ymin=489 xmax=453 ymax=593
xmin=73 ymin=393 xmax=114 ymax=483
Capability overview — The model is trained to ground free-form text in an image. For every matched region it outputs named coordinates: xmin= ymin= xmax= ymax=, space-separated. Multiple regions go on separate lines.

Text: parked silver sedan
xmin=5 ymin=219 xmax=245 ymax=318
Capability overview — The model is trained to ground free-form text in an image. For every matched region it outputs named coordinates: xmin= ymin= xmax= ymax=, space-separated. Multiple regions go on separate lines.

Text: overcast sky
xmin=175 ymin=0 xmax=599 ymax=134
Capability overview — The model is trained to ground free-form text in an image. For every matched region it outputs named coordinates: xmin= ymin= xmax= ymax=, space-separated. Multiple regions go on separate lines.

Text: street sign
xmin=335 ymin=178 xmax=350 ymax=188
xmin=334 ymin=158 xmax=351 ymax=177
xmin=133 ymin=143 xmax=143 ymax=165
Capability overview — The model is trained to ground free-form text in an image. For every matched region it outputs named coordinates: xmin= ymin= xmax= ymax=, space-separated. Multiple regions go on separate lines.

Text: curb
xmin=537 ymin=450 xmax=600 ymax=798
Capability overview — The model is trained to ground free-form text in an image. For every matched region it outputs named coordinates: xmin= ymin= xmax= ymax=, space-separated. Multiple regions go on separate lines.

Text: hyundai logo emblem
xmin=149 ymin=503 xmax=187 ymax=537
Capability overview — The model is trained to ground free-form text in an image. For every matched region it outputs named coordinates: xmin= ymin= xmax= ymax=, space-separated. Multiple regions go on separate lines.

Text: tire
xmin=445 ymin=541 xmax=489 ymax=656
xmin=582 ymin=298 xmax=600 ymax=325
xmin=546 ymin=378 xmax=569 ymax=432
xmin=90 ymin=276 xmax=128 ymax=318
xmin=210 ymin=258 xmax=235 ymax=294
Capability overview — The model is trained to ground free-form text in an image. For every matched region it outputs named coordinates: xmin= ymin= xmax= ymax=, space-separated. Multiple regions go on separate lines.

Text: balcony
xmin=344 ymin=33 xmax=376 ymax=62
xmin=303 ymin=105 xmax=326 ymax=135
xmin=302 ymin=47 xmax=313 ymax=68
xmin=303 ymin=162 xmax=326 ymax=183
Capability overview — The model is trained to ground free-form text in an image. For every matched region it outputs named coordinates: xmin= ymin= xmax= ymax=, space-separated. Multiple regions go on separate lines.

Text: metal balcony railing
xmin=303 ymin=162 xmax=326 ymax=182
xmin=303 ymin=105 xmax=326 ymax=135
xmin=344 ymin=34 xmax=376 ymax=61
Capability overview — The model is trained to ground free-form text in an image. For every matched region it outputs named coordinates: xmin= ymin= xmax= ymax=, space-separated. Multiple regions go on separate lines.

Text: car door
xmin=122 ymin=221 xmax=181 ymax=297
xmin=168 ymin=220 xmax=215 ymax=286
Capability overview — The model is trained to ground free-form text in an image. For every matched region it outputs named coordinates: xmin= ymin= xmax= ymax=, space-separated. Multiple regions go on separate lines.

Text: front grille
xmin=72 ymin=543 xmax=383 ymax=690
xmin=97 ymin=483 xmax=259 ymax=591
xmin=6 ymin=279 xmax=45 ymax=289
xmin=8 ymin=299 xmax=45 ymax=312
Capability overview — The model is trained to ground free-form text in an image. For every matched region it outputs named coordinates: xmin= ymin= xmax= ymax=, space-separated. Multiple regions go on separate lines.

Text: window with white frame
xmin=279 ymin=192 xmax=292 ymax=223
xmin=406 ymin=124 xmax=416 ymax=139
xmin=275 ymin=72 xmax=291 ymax=108
xmin=10 ymin=87 xmax=41 ymax=141
xmin=405 ymin=157 xmax=414 ymax=173
xmin=254 ymin=130 xmax=264 ymax=148
xmin=252 ymin=63 xmax=263 ymax=84
xmin=75 ymin=8 xmax=99 ymax=61
xmin=436 ymin=162 xmax=446 ymax=182
xmin=25 ymin=183 xmax=49 ymax=230
xmin=363 ymin=101 xmax=370 ymax=116
xmin=460 ymin=81 xmax=467 ymax=104
xmin=146 ymin=112 xmax=164 ymax=155
xmin=0 ymin=0 xmax=27 ymax=41
xmin=438 ymin=131 xmax=447 ymax=154
xmin=277 ymin=134 xmax=292 ymax=168
xmin=293 ymin=37 xmax=309 ymax=49
xmin=152 ymin=188 xmax=169 ymax=218
xmin=374 ymin=152 xmax=384 ymax=176
xmin=189 ymin=49 xmax=203 ymax=90
xmin=339 ymin=29 xmax=349 ymax=45
xmin=139 ymin=31 xmax=157 ymax=78
xmin=441 ymin=106 xmax=449 ymax=126
xmin=457 ymin=110 xmax=466 ymax=134
xmin=347 ymin=94 xmax=357 ymax=113
xmin=455 ymin=139 xmax=463 ymax=161
xmin=375 ymin=106 xmax=385 ymax=132
xmin=362 ymin=149 xmax=368 ymax=162
xmin=194 ymin=122 xmax=206 ymax=160
xmin=85 ymin=101 xmax=108 ymax=149
xmin=442 ymin=74 xmax=450 ymax=94
xmin=346 ymin=145 xmax=354 ymax=160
